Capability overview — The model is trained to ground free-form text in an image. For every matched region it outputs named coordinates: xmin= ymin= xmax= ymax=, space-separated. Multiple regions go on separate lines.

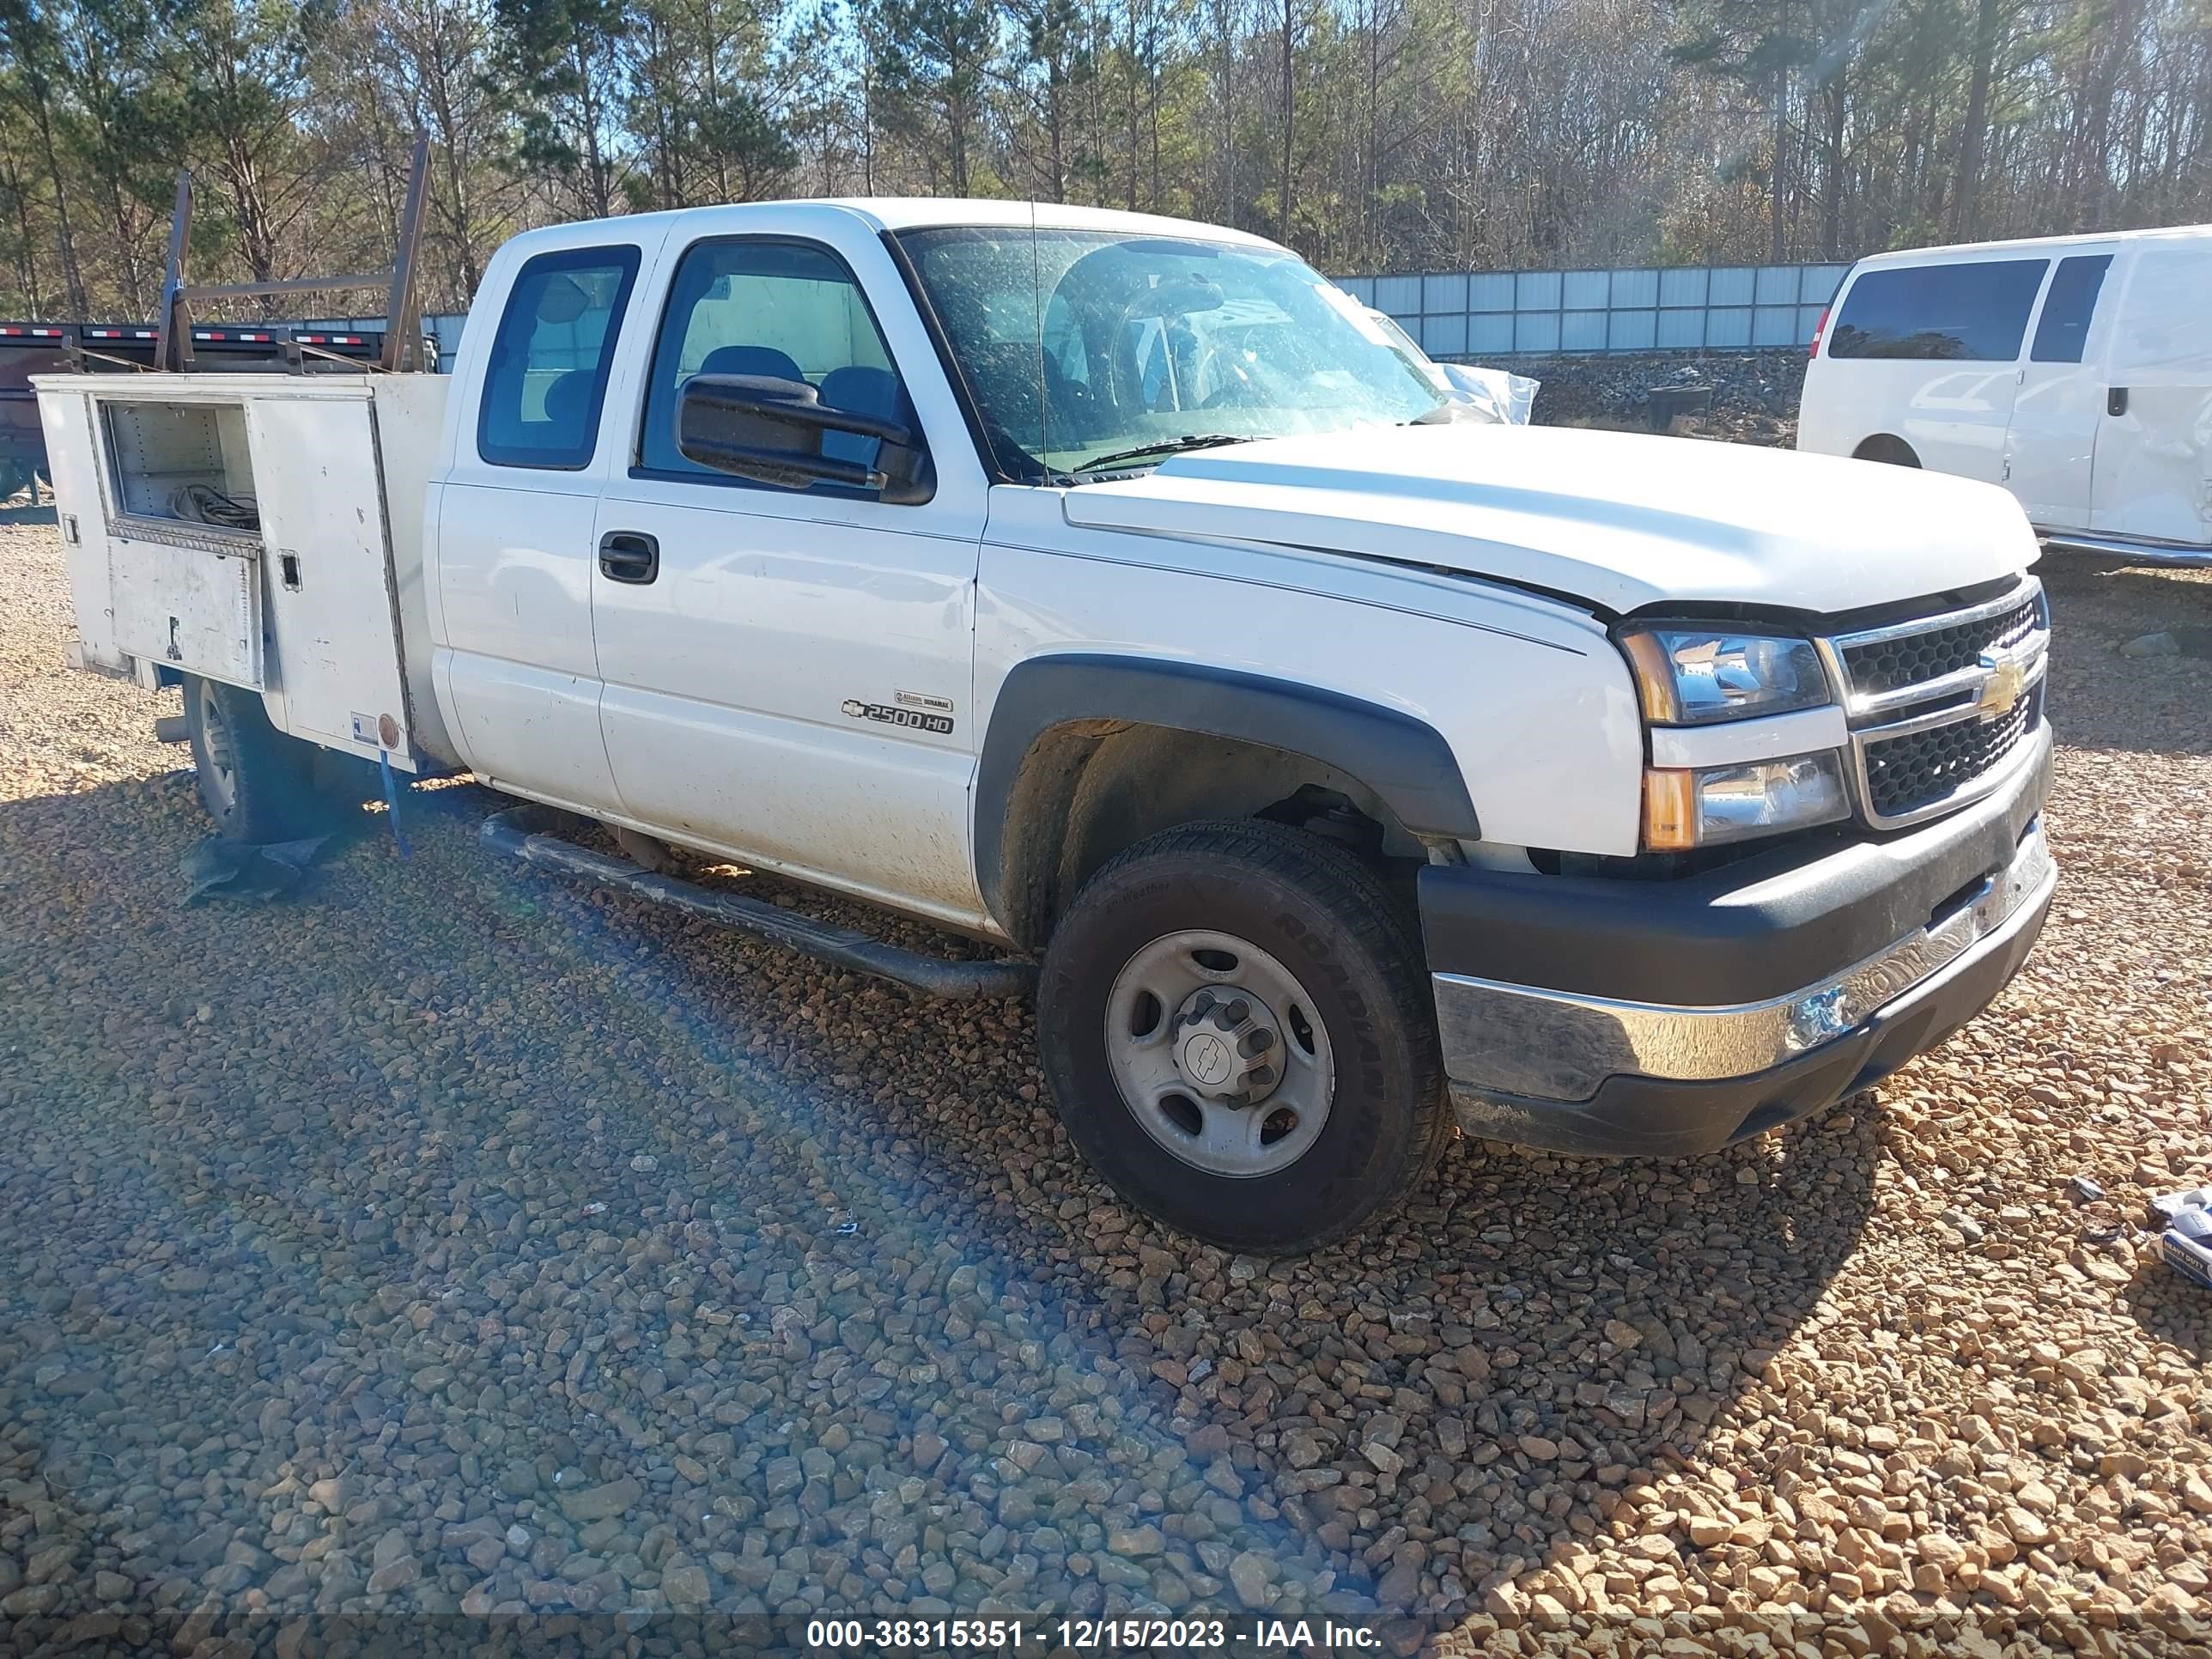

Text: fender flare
xmin=973 ymin=653 xmax=1481 ymax=931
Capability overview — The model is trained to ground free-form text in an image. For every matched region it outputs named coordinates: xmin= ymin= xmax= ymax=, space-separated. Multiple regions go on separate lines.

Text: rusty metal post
xmin=381 ymin=131 xmax=431 ymax=372
xmin=154 ymin=171 xmax=194 ymax=372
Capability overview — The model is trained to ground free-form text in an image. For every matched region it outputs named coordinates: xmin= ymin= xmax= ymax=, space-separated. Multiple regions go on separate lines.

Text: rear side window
xmin=477 ymin=246 xmax=641 ymax=470
xmin=1826 ymin=259 xmax=2048 ymax=362
xmin=2030 ymin=255 xmax=2112 ymax=363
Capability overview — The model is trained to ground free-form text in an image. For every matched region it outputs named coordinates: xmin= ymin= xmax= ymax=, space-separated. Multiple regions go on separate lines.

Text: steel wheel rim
xmin=198 ymin=681 xmax=239 ymax=815
xmin=1103 ymin=928 xmax=1335 ymax=1178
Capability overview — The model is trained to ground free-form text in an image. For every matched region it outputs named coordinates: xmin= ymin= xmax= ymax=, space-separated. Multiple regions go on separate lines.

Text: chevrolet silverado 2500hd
xmin=36 ymin=199 xmax=2057 ymax=1254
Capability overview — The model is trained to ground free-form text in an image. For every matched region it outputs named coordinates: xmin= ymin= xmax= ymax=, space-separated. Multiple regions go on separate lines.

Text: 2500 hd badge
xmin=841 ymin=697 xmax=954 ymax=736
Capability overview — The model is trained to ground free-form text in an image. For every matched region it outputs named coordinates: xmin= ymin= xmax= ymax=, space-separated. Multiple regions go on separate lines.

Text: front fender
xmin=973 ymin=652 xmax=1480 ymax=931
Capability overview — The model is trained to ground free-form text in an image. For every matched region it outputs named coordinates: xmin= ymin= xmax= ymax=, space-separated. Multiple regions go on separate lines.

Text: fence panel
xmin=1350 ymin=260 xmax=1851 ymax=357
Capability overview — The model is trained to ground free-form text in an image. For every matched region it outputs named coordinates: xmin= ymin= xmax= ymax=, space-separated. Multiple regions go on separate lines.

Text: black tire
xmin=1036 ymin=818 xmax=1450 ymax=1255
xmin=182 ymin=673 xmax=324 ymax=842
xmin=1855 ymin=434 xmax=1921 ymax=468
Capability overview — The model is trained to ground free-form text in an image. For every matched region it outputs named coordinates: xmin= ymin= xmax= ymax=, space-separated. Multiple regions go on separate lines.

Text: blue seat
xmin=696 ymin=343 xmax=805 ymax=383
xmin=532 ymin=369 xmax=596 ymax=452
xmin=819 ymin=366 xmax=908 ymax=424
xmin=817 ymin=366 xmax=912 ymax=469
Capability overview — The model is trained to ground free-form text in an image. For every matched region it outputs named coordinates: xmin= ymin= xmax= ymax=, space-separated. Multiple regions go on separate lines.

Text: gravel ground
xmin=1 ymin=507 xmax=2209 ymax=1659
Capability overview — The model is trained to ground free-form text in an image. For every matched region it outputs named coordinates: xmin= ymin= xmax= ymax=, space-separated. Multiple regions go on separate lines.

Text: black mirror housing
xmin=675 ymin=373 xmax=935 ymax=505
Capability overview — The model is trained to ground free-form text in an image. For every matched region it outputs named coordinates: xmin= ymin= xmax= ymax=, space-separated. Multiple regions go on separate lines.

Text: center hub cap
xmin=1170 ymin=987 xmax=1284 ymax=1105
xmin=1103 ymin=928 xmax=1336 ymax=1180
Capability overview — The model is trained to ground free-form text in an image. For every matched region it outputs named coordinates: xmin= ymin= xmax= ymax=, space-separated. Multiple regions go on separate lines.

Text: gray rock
xmin=366 ymin=1553 xmax=420 ymax=1595
xmin=1229 ymin=1551 xmax=1273 ymax=1608
xmin=558 ymin=1476 xmax=641 ymax=1522
xmin=661 ymin=1553 xmax=710 ymax=1607
xmin=498 ymin=1460 xmax=540 ymax=1498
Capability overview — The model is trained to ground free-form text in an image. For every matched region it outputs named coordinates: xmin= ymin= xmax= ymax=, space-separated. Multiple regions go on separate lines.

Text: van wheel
xmin=1854 ymin=435 xmax=1921 ymax=468
xmin=1036 ymin=818 xmax=1449 ymax=1255
xmin=183 ymin=674 xmax=324 ymax=842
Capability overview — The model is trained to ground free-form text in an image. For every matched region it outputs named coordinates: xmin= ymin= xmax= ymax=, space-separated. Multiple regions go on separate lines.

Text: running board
xmin=480 ymin=805 xmax=1035 ymax=1000
xmin=2041 ymin=530 xmax=2212 ymax=566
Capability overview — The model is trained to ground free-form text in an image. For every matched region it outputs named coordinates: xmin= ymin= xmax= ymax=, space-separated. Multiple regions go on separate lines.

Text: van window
xmin=2108 ymin=245 xmax=2212 ymax=374
xmin=2030 ymin=255 xmax=2111 ymax=363
xmin=477 ymin=246 xmax=641 ymax=470
xmin=1826 ymin=259 xmax=2048 ymax=362
xmin=636 ymin=238 xmax=905 ymax=486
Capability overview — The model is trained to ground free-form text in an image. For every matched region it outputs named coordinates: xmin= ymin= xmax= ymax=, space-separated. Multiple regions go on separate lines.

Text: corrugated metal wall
xmin=1333 ymin=264 xmax=1850 ymax=357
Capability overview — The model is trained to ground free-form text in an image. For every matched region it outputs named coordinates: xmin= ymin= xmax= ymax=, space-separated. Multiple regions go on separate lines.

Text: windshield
xmin=896 ymin=226 xmax=1443 ymax=478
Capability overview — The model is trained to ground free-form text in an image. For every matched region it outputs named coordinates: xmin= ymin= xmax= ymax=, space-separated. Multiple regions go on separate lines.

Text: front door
xmin=434 ymin=240 xmax=647 ymax=811
xmin=590 ymin=233 xmax=989 ymax=926
xmin=2005 ymin=252 xmax=2114 ymax=534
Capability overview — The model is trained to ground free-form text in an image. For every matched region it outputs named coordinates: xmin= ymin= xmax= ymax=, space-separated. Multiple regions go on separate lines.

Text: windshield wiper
xmin=1070 ymin=433 xmax=1249 ymax=476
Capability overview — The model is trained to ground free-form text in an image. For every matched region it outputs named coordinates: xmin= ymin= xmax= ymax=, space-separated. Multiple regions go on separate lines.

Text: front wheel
xmin=1036 ymin=820 xmax=1449 ymax=1255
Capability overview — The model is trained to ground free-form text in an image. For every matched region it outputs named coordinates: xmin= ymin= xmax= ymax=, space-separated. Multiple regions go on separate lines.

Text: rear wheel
xmin=1036 ymin=819 xmax=1449 ymax=1255
xmin=1854 ymin=434 xmax=1921 ymax=468
xmin=182 ymin=674 xmax=324 ymax=842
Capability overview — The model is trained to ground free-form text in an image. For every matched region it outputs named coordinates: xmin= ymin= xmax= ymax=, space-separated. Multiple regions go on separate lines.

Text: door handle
xmin=2107 ymin=386 xmax=2130 ymax=417
xmin=599 ymin=531 xmax=659 ymax=584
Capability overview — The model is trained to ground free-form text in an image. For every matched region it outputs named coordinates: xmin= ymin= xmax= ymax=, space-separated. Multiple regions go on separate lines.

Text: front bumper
xmin=1424 ymin=730 xmax=2054 ymax=1156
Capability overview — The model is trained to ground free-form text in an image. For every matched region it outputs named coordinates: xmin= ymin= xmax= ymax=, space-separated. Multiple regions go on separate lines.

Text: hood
xmin=1059 ymin=423 xmax=2039 ymax=616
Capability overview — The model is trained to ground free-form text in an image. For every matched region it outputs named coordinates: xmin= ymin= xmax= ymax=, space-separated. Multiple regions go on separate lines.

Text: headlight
xmin=1620 ymin=626 xmax=1832 ymax=724
xmin=1644 ymin=752 xmax=1851 ymax=850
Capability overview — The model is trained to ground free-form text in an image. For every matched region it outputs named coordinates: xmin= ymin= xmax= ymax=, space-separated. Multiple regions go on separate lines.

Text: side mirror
xmin=676 ymin=373 xmax=935 ymax=505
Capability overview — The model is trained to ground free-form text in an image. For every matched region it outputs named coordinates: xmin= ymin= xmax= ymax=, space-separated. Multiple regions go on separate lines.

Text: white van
xmin=1798 ymin=225 xmax=2212 ymax=561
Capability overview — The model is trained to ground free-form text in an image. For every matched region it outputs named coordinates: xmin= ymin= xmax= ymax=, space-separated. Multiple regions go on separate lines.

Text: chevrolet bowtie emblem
xmin=1977 ymin=651 xmax=2027 ymax=719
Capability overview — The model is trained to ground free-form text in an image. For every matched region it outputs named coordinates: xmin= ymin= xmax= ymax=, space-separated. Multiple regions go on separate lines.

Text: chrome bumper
xmin=1434 ymin=820 xmax=2054 ymax=1105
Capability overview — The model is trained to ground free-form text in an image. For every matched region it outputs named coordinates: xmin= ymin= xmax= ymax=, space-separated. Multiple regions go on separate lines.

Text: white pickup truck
xmin=37 ymin=198 xmax=2057 ymax=1254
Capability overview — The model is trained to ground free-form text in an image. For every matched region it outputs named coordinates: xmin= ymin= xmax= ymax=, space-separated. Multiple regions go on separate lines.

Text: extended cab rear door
xmin=433 ymin=225 xmax=665 ymax=812
xmin=586 ymin=209 xmax=993 ymax=928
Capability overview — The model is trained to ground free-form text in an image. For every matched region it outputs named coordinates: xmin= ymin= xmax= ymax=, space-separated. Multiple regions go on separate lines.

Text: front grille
xmin=1822 ymin=578 xmax=2050 ymax=829
xmin=1841 ymin=590 xmax=2042 ymax=696
xmin=1863 ymin=686 xmax=2039 ymax=819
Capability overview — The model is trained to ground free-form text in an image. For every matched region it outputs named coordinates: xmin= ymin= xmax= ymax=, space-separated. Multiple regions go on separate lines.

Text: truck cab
xmin=39 ymin=199 xmax=2057 ymax=1254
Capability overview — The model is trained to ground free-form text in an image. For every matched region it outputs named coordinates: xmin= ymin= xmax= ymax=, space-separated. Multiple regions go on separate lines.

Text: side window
xmin=1826 ymin=258 xmax=2048 ymax=362
xmin=477 ymin=246 xmax=641 ymax=470
xmin=2030 ymin=255 xmax=2112 ymax=363
xmin=638 ymin=239 xmax=908 ymax=485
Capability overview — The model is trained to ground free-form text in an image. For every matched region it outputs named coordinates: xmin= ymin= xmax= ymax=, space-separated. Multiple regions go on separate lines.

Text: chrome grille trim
xmin=1815 ymin=577 xmax=2050 ymax=830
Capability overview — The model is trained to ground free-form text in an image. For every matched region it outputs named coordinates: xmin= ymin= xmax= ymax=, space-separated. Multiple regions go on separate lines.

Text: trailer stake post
xmin=155 ymin=172 xmax=194 ymax=373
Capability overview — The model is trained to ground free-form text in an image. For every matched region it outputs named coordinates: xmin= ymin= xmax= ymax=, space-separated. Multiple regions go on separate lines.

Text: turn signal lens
xmin=1643 ymin=768 xmax=1699 ymax=851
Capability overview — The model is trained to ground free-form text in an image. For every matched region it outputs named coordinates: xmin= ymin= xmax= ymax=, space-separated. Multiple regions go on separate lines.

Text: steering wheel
xmin=1194 ymin=340 xmax=1259 ymax=408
